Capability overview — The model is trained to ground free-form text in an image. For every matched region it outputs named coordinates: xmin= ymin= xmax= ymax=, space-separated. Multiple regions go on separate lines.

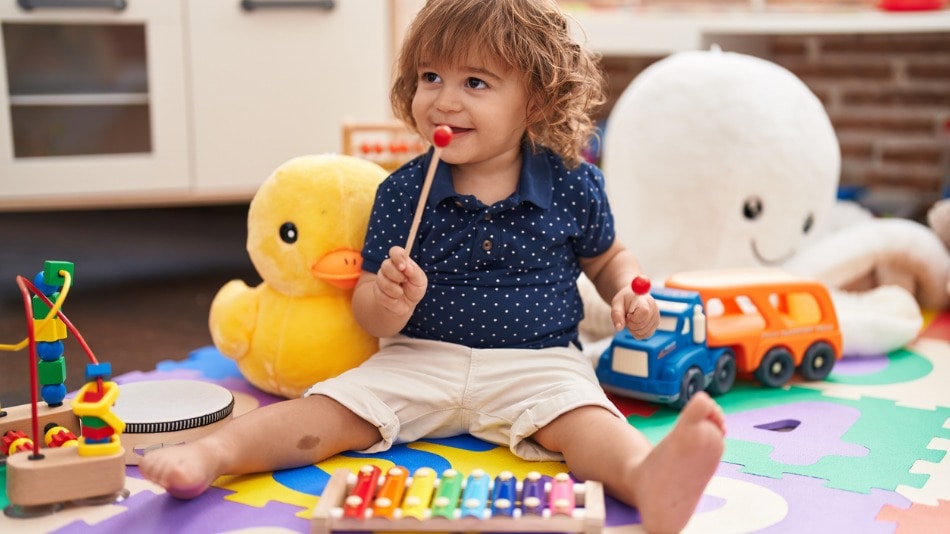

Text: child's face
xmin=411 ymin=56 xmax=529 ymax=167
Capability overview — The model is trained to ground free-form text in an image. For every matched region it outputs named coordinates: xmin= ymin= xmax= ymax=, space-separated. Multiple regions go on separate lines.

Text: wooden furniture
xmin=0 ymin=0 xmax=390 ymax=210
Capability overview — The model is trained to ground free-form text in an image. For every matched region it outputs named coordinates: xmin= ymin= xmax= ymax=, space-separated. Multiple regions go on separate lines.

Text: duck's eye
xmin=743 ymin=196 xmax=763 ymax=221
xmin=279 ymin=222 xmax=298 ymax=244
xmin=803 ymin=212 xmax=814 ymax=234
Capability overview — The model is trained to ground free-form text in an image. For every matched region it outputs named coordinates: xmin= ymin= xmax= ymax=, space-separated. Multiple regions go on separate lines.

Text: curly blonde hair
xmin=391 ymin=0 xmax=606 ymax=168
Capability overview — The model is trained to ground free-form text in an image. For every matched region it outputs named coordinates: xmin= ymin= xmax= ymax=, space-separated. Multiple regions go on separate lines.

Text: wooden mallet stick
xmin=405 ymin=125 xmax=453 ymax=256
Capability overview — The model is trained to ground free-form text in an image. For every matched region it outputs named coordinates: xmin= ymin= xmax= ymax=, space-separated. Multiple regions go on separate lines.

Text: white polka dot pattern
xmin=362 ymin=147 xmax=616 ymax=349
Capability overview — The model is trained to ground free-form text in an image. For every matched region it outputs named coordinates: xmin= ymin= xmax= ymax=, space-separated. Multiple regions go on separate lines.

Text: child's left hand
xmin=611 ymin=287 xmax=660 ymax=339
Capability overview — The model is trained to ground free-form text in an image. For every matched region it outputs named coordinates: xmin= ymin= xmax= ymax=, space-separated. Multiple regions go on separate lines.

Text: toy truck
xmin=596 ymin=269 xmax=842 ymax=409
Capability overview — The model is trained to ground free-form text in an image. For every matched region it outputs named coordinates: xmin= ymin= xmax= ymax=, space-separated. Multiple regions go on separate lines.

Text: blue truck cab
xmin=595 ymin=286 xmax=737 ymax=409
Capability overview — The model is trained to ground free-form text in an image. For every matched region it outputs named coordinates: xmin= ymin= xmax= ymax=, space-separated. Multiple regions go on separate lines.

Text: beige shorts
xmin=305 ymin=335 xmax=623 ymax=461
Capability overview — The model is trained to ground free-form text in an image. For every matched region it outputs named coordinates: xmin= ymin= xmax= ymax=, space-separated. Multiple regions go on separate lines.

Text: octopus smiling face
xmin=744 ymin=194 xmax=817 ymax=267
xmin=603 ymin=48 xmax=840 ymax=278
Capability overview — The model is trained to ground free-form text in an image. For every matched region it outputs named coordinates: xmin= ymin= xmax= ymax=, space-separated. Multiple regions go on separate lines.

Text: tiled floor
xmin=0 ymin=204 xmax=259 ymax=405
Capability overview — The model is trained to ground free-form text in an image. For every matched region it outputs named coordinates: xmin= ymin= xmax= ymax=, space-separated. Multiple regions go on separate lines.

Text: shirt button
xmin=483 ymin=213 xmax=492 ymax=221
xmin=481 ymin=239 xmax=493 ymax=251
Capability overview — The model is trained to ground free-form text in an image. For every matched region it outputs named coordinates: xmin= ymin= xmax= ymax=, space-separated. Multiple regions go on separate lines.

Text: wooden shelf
xmin=566 ymin=7 xmax=950 ymax=55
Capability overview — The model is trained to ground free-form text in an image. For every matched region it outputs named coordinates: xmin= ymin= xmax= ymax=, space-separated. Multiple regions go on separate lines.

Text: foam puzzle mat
xmin=2 ymin=316 xmax=950 ymax=533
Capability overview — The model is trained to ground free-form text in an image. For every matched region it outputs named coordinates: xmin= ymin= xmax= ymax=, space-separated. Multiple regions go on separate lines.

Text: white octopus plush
xmin=581 ymin=47 xmax=950 ymax=357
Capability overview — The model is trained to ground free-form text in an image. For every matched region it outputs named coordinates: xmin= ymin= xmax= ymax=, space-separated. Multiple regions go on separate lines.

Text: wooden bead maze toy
xmin=312 ymin=465 xmax=605 ymax=534
xmin=0 ymin=261 xmax=127 ymax=518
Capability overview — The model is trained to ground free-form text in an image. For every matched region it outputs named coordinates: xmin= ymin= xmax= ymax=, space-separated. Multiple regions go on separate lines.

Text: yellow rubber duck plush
xmin=209 ymin=154 xmax=386 ymax=398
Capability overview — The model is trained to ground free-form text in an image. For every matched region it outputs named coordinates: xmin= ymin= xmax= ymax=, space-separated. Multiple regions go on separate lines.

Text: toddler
xmin=140 ymin=1 xmax=725 ymax=531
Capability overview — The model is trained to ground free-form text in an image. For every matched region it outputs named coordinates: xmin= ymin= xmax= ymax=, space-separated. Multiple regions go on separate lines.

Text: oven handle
xmin=240 ymin=0 xmax=335 ymax=11
xmin=17 ymin=0 xmax=127 ymax=10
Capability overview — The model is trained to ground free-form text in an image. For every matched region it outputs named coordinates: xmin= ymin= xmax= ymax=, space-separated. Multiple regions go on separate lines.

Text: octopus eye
xmin=743 ymin=196 xmax=763 ymax=221
xmin=803 ymin=212 xmax=814 ymax=234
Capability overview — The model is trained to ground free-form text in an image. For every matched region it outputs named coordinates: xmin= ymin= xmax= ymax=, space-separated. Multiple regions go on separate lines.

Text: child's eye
xmin=421 ymin=72 xmax=441 ymax=83
xmin=466 ymin=77 xmax=488 ymax=89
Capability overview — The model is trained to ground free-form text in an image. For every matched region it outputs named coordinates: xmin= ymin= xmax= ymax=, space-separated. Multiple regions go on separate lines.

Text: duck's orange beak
xmin=311 ymin=248 xmax=362 ymax=289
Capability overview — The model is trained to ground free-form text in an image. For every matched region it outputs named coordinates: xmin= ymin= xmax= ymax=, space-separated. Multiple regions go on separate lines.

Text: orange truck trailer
xmin=597 ymin=269 xmax=842 ymax=408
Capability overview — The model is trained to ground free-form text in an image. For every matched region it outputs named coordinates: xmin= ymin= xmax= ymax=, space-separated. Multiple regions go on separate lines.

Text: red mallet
xmin=432 ymin=124 xmax=453 ymax=148
xmin=631 ymin=275 xmax=651 ymax=295
xmin=626 ymin=275 xmax=651 ymax=323
xmin=405 ymin=125 xmax=453 ymax=255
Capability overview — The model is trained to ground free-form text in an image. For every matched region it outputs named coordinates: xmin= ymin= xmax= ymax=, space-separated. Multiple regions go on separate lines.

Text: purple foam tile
xmin=215 ymin=376 xmax=283 ymax=407
xmin=157 ymin=346 xmax=244 ymax=381
xmin=116 ymin=368 xmax=205 ymax=384
xmin=725 ymin=401 xmax=868 ymax=465
xmin=601 ymin=484 xmax=725 ymax=528
xmin=833 ymin=355 xmax=890 ymax=376
xmin=715 ymin=462 xmax=909 ymax=533
xmin=53 ymin=484 xmax=309 ymax=534
xmin=604 ymin=493 xmax=642 ymax=527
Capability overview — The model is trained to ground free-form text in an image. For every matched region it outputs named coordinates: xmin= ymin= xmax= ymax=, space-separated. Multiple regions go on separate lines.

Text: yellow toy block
xmin=72 ymin=380 xmax=125 ymax=435
xmin=33 ymin=316 xmax=67 ymax=342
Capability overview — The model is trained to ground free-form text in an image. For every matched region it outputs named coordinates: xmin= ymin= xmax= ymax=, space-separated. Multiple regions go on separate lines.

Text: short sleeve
xmin=573 ymin=163 xmax=616 ymax=258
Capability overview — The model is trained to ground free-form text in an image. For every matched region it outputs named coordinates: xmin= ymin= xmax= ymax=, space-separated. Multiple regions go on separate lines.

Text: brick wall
xmin=598 ymin=32 xmax=950 ymax=220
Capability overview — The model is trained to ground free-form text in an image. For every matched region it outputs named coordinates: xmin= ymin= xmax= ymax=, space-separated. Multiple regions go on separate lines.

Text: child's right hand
xmin=375 ymin=245 xmax=428 ymax=315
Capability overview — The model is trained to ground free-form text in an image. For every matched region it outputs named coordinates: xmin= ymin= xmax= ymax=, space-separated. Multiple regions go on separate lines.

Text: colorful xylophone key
xmin=459 ymin=468 xmax=490 ymax=519
xmin=491 ymin=470 xmax=518 ymax=517
xmin=343 ymin=464 xmax=381 ymax=519
xmin=430 ymin=468 xmax=464 ymax=519
xmin=372 ymin=466 xmax=409 ymax=518
xmin=401 ymin=467 xmax=437 ymax=519
xmin=521 ymin=471 xmax=546 ymax=515
xmin=549 ymin=472 xmax=576 ymax=516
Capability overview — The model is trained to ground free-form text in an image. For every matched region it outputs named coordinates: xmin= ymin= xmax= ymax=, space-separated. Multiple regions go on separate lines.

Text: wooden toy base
xmin=311 ymin=468 xmax=605 ymax=534
xmin=5 ymin=446 xmax=126 ymax=508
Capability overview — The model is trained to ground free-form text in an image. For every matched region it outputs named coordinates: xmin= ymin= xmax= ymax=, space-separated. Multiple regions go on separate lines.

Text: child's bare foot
xmin=633 ymin=392 xmax=725 ymax=533
xmin=138 ymin=441 xmax=225 ymax=499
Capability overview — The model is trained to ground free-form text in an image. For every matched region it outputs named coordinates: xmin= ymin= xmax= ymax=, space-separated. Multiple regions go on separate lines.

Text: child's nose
xmin=434 ymin=87 xmax=462 ymax=112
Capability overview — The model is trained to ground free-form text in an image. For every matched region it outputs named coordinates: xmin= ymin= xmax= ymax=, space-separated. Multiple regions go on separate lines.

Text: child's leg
xmin=138 ymin=394 xmax=380 ymax=499
xmin=531 ymin=392 xmax=725 ymax=534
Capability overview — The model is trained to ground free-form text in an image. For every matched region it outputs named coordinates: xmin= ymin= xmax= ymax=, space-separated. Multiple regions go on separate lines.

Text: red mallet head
xmin=631 ymin=275 xmax=651 ymax=295
xmin=433 ymin=125 xmax=453 ymax=148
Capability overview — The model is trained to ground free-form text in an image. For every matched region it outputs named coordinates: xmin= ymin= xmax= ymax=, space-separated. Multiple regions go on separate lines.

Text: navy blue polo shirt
xmin=361 ymin=146 xmax=616 ymax=349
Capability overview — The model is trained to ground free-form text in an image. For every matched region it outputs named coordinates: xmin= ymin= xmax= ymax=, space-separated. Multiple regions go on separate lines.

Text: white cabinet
xmin=187 ymin=1 xmax=390 ymax=195
xmin=0 ymin=0 xmax=391 ymax=209
xmin=0 ymin=1 xmax=190 ymax=208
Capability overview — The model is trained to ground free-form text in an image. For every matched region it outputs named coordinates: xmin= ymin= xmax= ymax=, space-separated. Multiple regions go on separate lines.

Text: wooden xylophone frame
xmin=312 ymin=468 xmax=605 ymax=534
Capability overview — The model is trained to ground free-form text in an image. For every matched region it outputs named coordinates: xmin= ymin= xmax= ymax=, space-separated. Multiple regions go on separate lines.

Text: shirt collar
xmin=427 ymin=144 xmax=554 ymax=210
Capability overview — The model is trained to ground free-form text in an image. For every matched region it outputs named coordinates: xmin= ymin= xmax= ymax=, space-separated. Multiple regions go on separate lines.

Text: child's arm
xmin=352 ymin=245 xmax=428 ymax=338
xmin=580 ymin=240 xmax=659 ymax=339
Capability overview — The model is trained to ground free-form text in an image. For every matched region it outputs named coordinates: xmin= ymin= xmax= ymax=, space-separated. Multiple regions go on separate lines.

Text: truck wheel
xmin=799 ymin=341 xmax=836 ymax=381
xmin=707 ymin=350 xmax=736 ymax=396
xmin=672 ymin=367 xmax=704 ymax=410
xmin=755 ymin=347 xmax=794 ymax=388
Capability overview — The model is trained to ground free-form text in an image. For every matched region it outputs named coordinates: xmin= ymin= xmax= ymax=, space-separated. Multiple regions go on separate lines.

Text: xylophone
xmin=312 ymin=465 xmax=605 ymax=534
